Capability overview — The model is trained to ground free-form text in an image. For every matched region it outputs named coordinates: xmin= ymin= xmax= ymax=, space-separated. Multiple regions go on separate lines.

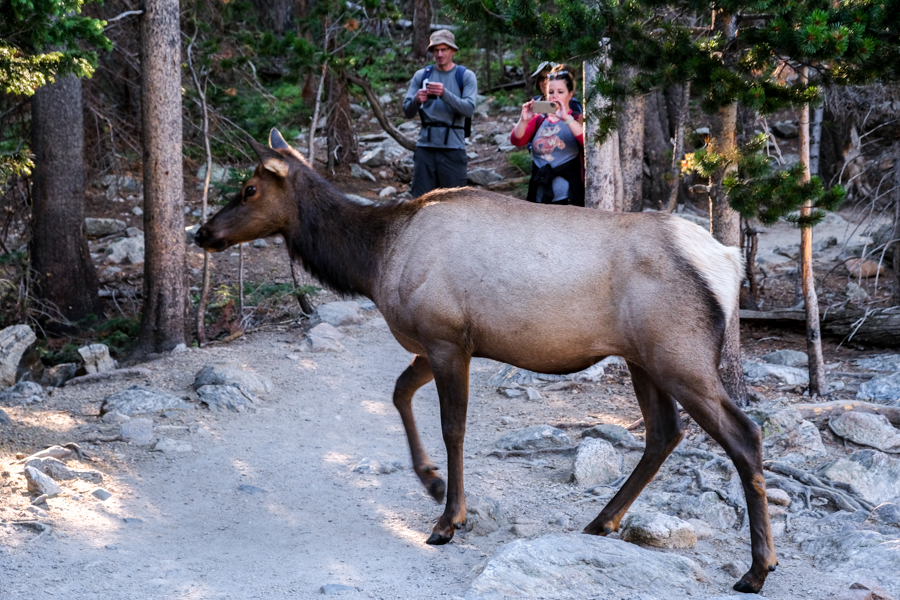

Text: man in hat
xmin=402 ymin=29 xmax=478 ymax=198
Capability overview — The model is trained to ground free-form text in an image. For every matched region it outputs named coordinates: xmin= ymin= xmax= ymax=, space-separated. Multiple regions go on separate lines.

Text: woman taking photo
xmin=510 ymin=67 xmax=585 ymax=206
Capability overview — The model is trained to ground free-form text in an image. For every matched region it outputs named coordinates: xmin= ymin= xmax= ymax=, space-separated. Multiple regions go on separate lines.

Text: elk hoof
xmin=769 ymin=564 xmax=777 ymax=572
xmin=732 ymin=578 xmax=762 ymax=594
xmin=427 ymin=478 xmax=446 ymax=503
xmin=426 ymin=531 xmax=453 ymax=545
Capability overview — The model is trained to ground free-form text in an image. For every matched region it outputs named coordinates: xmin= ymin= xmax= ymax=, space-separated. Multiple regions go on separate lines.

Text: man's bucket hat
xmin=428 ymin=29 xmax=458 ymax=52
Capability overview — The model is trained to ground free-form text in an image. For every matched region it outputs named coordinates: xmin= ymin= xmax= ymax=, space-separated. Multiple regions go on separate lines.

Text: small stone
xmin=495 ymin=425 xmax=572 ymax=451
xmin=320 ymin=584 xmax=355 ymax=595
xmin=92 ymin=488 xmax=113 ymax=501
xmin=103 ymin=234 xmax=144 ymax=264
xmin=78 ymin=344 xmax=116 ymax=374
xmin=350 ymin=163 xmax=376 ymax=182
xmin=742 ymin=361 xmax=809 ymax=386
xmin=465 ymin=495 xmax=508 ymax=535
xmin=125 ymin=226 xmax=142 ymax=237
xmin=120 ymin=417 xmax=155 ymax=445
xmin=582 ymin=423 xmax=639 ymax=447
xmin=131 ymin=206 xmax=143 ymax=216
xmin=41 ymin=363 xmax=78 ymax=387
xmin=84 ymin=217 xmax=127 ymax=236
xmin=153 ymin=438 xmax=192 ymax=453
xmin=122 ymin=517 xmax=144 ymax=525
xmin=621 ymin=512 xmax=697 ymax=549
xmin=772 ymin=121 xmax=799 ymax=138
xmin=686 ymin=518 xmax=715 ymax=540
xmin=721 ymin=560 xmax=750 ymax=579
xmin=857 ymin=372 xmax=900 ymax=404
xmin=378 ymin=186 xmax=397 ymax=198
xmin=252 ymin=239 xmax=268 ymax=248
xmin=761 ymin=349 xmax=808 ymax=367
xmin=237 ymin=484 xmax=267 ymax=495
xmin=573 ymin=438 xmax=620 ymax=486
xmin=352 ymin=458 xmax=380 ymax=474
xmin=24 ymin=466 xmax=62 ymax=496
xmin=101 ymin=410 xmax=130 ymax=424
xmin=0 ymin=381 xmax=43 ymax=406
xmin=866 ymin=503 xmax=900 ymax=528
xmin=316 ymin=301 xmax=363 ymax=326
xmin=193 ymin=364 xmax=273 ymax=398
xmin=198 ymin=385 xmax=257 ymax=412
xmin=31 ymin=494 xmax=48 ymax=506
xmin=525 ymin=387 xmax=542 ymax=400
xmin=0 ymin=408 xmax=9 ymax=425
xmin=766 ymin=488 xmax=792 ymax=507
xmin=360 ymin=147 xmax=387 ymax=168
xmin=829 ymin=412 xmax=900 ymax=453
xmin=26 ymin=505 xmax=49 ymax=518
xmin=467 ymin=168 xmax=503 ymax=186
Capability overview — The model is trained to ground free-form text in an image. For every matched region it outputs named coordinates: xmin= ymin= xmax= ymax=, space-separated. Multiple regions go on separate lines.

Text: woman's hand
xmin=520 ymin=99 xmax=535 ymax=123
xmin=553 ymin=100 xmax=568 ymax=122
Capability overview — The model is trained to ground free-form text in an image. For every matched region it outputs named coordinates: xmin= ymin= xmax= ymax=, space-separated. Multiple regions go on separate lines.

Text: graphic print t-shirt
xmin=531 ymin=118 xmax=580 ymax=202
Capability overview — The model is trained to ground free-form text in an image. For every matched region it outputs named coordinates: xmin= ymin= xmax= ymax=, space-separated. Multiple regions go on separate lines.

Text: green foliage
xmin=508 ymin=150 xmax=532 ymax=174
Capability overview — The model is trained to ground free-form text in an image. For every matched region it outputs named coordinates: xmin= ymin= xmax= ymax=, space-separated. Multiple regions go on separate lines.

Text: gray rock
xmin=488 ymin=364 xmax=566 ymax=388
xmin=0 ymin=381 xmax=43 ymax=406
xmin=582 ymin=423 xmax=639 ymax=447
xmin=306 ymin=322 xmax=346 ymax=353
xmin=0 ymin=408 xmax=9 ymax=425
xmin=77 ymin=343 xmax=116 ymax=374
xmin=378 ymin=93 xmax=392 ymax=105
xmin=352 ymin=458 xmax=381 ymax=474
xmin=92 ymin=488 xmax=112 ymax=501
xmin=131 ymin=206 xmax=143 ymax=216
xmin=0 ymin=324 xmax=37 ymax=388
xmin=761 ymin=349 xmax=808 ymax=367
xmin=463 ymin=534 xmax=706 ymax=600
xmin=621 ymin=512 xmax=697 ymax=549
xmin=237 ymin=484 xmax=267 ymax=495
xmin=819 ymin=450 xmax=900 ymax=505
xmin=687 ymin=518 xmax=715 ymax=540
xmin=102 ymin=386 xmax=193 ymax=416
xmin=345 ymin=193 xmax=374 ymax=206
xmin=25 ymin=456 xmax=102 ymax=483
xmin=349 ymin=103 xmax=366 ymax=118
xmin=349 ymin=163 xmax=376 ymax=182
xmin=197 ymin=384 xmax=257 ymax=412
xmin=320 ymin=584 xmax=355 ymax=595
xmin=767 ymin=488 xmax=792 ymax=507
xmin=24 ymin=466 xmax=62 ymax=496
xmin=197 ymin=162 xmax=229 ymax=183
xmin=360 ymin=147 xmax=387 ymax=168
xmin=192 ymin=364 xmax=273 ymax=398
xmin=101 ymin=410 xmax=130 ymax=424
xmin=252 ymin=238 xmax=268 ymax=248
xmin=84 ymin=218 xmax=127 ymax=236
xmin=847 ymin=281 xmax=870 ymax=302
xmin=153 ymin=438 xmax=192 ymax=452
xmin=857 ymin=373 xmax=900 ymax=404
xmin=41 ymin=363 xmax=77 ymax=387
xmin=772 ymin=121 xmax=799 ymax=138
xmin=467 ymin=168 xmax=503 ymax=186
xmin=378 ymin=186 xmax=397 ymax=198
xmin=495 ymin=425 xmax=572 ymax=451
xmin=743 ymin=361 xmax=809 ymax=385
xmin=126 ymin=226 xmax=142 ymax=237
xmin=492 ymin=133 xmax=509 ymax=146
xmin=120 ymin=417 xmax=155 ymax=445
xmin=524 ymin=387 xmax=542 ymax=400
xmin=748 ymin=407 xmax=826 ymax=462
xmin=316 ymin=301 xmax=363 ymax=326
xmin=465 ymin=495 xmax=508 ymax=536
xmin=866 ymin=503 xmax=900 ymax=528
xmin=830 ymin=412 xmax=900 ymax=453
xmin=676 ymin=491 xmax=738 ymax=529
xmin=855 ymin=355 xmax=900 ymax=373
xmin=573 ymin=438 xmax=620 ymax=486
xmin=103 ymin=234 xmax=144 ymax=264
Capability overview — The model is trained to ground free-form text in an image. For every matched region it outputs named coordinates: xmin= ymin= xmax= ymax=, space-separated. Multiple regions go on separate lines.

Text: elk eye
xmin=244 ymin=186 xmax=257 ymax=198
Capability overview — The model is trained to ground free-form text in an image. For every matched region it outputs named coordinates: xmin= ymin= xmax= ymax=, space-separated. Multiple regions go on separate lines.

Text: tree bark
xmin=664 ymin=83 xmax=690 ymax=212
xmin=799 ymin=70 xmax=827 ymax=396
xmin=643 ymin=91 xmax=670 ymax=209
xmin=30 ymin=75 xmax=101 ymax=323
xmin=410 ymin=0 xmax=431 ymax=59
xmin=252 ymin=0 xmax=292 ymax=36
xmin=325 ymin=68 xmax=359 ymax=168
xmin=618 ymin=74 xmax=644 ymax=213
xmin=135 ymin=0 xmax=186 ymax=354
xmin=892 ymin=144 xmax=900 ymax=306
xmin=583 ymin=59 xmax=624 ymax=211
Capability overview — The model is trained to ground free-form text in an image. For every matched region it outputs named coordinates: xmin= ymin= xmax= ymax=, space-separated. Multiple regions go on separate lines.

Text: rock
xmin=467 ymin=168 xmax=503 ymax=186
xmin=78 ymin=344 xmax=116 ymax=374
xmin=154 ymin=438 xmax=192 ymax=452
xmin=524 ymin=387 xmax=542 ymax=400
xmin=378 ymin=186 xmax=397 ymax=198
xmin=350 ymin=163 xmax=376 ymax=182
xmin=102 ymin=386 xmax=193 ymax=416
xmin=720 ymin=560 xmax=750 ymax=579
xmin=492 ymin=133 xmax=509 ymax=146
xmin=748 ymin=407 xmax=826 ymax=462
xmin=101 ymin=410 xmax=130 ymax=424
xmin=360 ymin=147 xmax=387 ymax=168
xmin=103 ymin=234 xmax=145 ymax=264
xmin=378 ymin=93 xmax=392 ymax=105
xmin=252 ymin=238 xmax=267 ymax=248
xmin=349 ymin=103 xmax=366 ymax=117
xmin=316 ymin=301 xmax=364 ymax=326
xmin=237 ymin=484 xmax=267 ymax=495
xmin=866 ymin=503 xmax=900 ymax=528
xmin=572 ymin=438 xmax=620 ymax=486
xmin=126 ymin=226 xmax=142 ymax=238
xmin=0 ymin=381 xmax=43 ymax=406
xmin=25 ymin=456 xmax=102 ymax=483
xmin=766 ymin=488 xmax=792 ymax=507
xmin=465 ymin=495 xmax=508 ymax=536
xmin=92 ymin=488 xmax=113 ymax=501
xmin=463 ymin=534 xmax=706 ymax=600
xmin=761 ymin=349 xmax=808 ymax=367
xmin=856 ymin=355 xmax=900 ymax=372
xmin=352 ymin=458 xmax=381 ymax=474
xmin=197 ymin=162 xmax=229 ymax=183
xmin=772 ymin=121 xmax=799 ymax=138
xmin=345 ymin=193 xmax=374 ymax=206
xmin=120 ymin=417 xmax=155 ymax=445
xmin=24 ymin=466 xmax=62 ymax=496
xmin=488 ymin=364 xmax=566 ymax=388
xmin=84 ymin=217 xmax=127 ymax=236
xmin=676 ymin=491 xmax=738 ymax=529
xmin=495 ymin=425 xmax=572 ymax=451
xmin=582 ymin=423 xmax=639 ymax=447
xmin=819 ymin=450 xmax=900 ymax=505
xmin=742 ymin=361 xmax=809 ymax=386
xmin=0 ymin=324 xmax=37 ymax=388
xmin=197 ymin=385 xmax=257 ymax=412
xmin=0 ymin=408 xmax=9 ymax=425
xmin=857 ymin=373 xmax=900 ymax=404
xmin=320 ymin=584 xmax=356 ymax=595
xmin=192 ymin=364 xmax=273 ymax=398
xmin=830 ymin=412 xmax=900 ymax=453
xmin=23 ymin=445 xmax=74 ymax=462
xmin=687 ymin=518 xmax=715 ymax=540
xmin=621 ymin=512 xmax=697 ymax=549
xmin=846 ymin=258 xmax=888 ymax=279
xmin=847 ymin=281 xmax=871 ymax=302
xmin=41 ymin=362 xmax=77 ymax=387
xmin=131 ymin=206 xmax=143 ymax=216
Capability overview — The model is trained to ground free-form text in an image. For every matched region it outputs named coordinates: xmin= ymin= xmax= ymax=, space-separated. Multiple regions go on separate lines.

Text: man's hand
xmin=425 ymin=82 xmax=444 ymax=98
xmin=415 ymin=89 xmax=429 ymax=103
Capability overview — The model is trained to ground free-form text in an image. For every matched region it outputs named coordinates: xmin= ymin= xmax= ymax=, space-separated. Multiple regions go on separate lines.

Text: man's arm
xmin=439 ymin=70 xmax=477 ymax=118
xmin=402 ymin=71 xmax=424 ymax=118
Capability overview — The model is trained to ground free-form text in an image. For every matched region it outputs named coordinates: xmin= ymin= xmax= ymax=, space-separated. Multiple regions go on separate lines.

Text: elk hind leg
xmin=584 ymin=362 xmax=684 ymax=536
xmin=393 ymin=354 xmax=444 ymax=502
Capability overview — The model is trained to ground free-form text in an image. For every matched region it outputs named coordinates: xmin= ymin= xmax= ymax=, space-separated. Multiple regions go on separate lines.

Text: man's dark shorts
xmin=410 ymin=147 xmax=468 ymax=198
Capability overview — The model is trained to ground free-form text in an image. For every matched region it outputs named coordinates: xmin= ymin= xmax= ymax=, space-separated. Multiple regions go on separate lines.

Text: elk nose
xmin=194 ymin=226 xmax=210 ymax=247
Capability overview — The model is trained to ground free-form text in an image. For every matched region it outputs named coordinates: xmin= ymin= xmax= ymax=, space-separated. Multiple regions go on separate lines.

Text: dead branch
xmin=345 ymin=71 xmax=416 ymax=152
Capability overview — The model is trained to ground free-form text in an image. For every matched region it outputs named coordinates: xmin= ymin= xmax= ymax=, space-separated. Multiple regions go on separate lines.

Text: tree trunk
xmin=643 ymin=91 xmax=670 ymax=209
xmin=410 ymin=0 xmax=431 ymax=59
xmin=30 ymin=75 xmax=101 ymax=323
xmin=892 ymin=144 xmax=900 ymax=306
xmin=664 ymin=83 xmax=690 ymax=212
xmin=325 ymin=69 xmax=359 ymax=167
xmin=799 ymin=71 xmax=827 ymax=396
xmin=252 ymin=0 xmax=292 ymax=36
xmin=583 ymin=59 xmax=624 ymax=211
xmin=135 ymin=0 xmax=186 ymax=354
xmin=618 ymin=74 xmax=644 ymax=213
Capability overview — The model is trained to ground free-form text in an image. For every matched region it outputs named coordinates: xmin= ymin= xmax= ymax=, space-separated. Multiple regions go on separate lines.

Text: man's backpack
xmin=420 ymin=64 xmax=471 ymax=138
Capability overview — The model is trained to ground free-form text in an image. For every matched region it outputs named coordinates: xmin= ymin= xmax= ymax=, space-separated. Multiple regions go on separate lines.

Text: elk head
xmin=194 ymin=129 xmax=300 ymax=253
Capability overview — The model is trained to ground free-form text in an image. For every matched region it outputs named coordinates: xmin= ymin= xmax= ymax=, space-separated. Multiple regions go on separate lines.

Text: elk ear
xmin=263 ymin=157 xmax=289 ymax=178
xmin=269 ymin=128 xmax=291 ymax=150
xmin=248 ymin=137 xmax=281 ymax=163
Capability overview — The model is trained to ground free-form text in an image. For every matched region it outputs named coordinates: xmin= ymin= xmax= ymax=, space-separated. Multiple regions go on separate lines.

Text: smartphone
xmin=423 ymin=78 xmax=437 ymax=100
xmin=533 ymin=100 xmax=556 ymax=114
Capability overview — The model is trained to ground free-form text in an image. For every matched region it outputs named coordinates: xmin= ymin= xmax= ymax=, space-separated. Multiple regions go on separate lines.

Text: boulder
xmin=621 ymin=512 xmax=697 ymax=549
xmin=761 ymin=349 xmax=808 ymax=367
xmin=0 ymin=324 xmax=37 ymax=388
xmin=306 ymin=322 xmax=345 ymax=353
xmin=467 ymin=168 xmax=503 ymax=186
xmin=360 ymin=147 xmax=387 ymax=168
xmin=0 ymin=381 xmax=43 ymax=406
xmin=772 ymin=121 xmax=799 ymax=138
xmin=41 ymin=363 xmax=78 ymax=387
xmin=84 ymin=218 xmax=127 ymax=237
xmin=866 ymin=503 xmax=900 ymax=529
xmin=316 ymin=301 xmax=364 ymax=327
xmin=101 ymin=385 xmax=194 ymax=416
xmin=103 ymin=234 xmax=145 ymax=264
xmin=349 ymin=163 xmax=376 ymax=182
xmin=495 ymin=425 xmax=572 ymax=451
xmin=197 ymin=384 xmax=257 ymax=412
xmin=572 ymin=438 xmax=620 ymax=487
xmin=24 ymin=466 xmax=63 ymax=496
xmin=252 ymin=239 xmax=267 ymax=248
xmin=582 ymin=423 xmax=639 ymax=448
xmin=25 ymin=456 xmax=102 ymax=483
xmin=819 ymin=450 xmax=900 ymax=505
xmin=192 ymin=364 xmax=273 ymax=398
xmin=120 ymin=417 xmax=155 ymax=445
xmin=464 ymin=495 xmax=508 ymax=536
xmin=676 ymin=491 xmax=738 ymax=529
xmin=748 ymin=407 xmax=826 ymax=462
xmin=856 ymin=355 xmax=900 ymax=373
xmin=857 ymin=373 xmax=900 ymax=404
xmin=742 ymin=361 xmax=809 ymax=386
xmin=829 ymin=412 xmax=900 ymax=453
xmin=463 ymin=534 xmax=706 ymax=600
xmin=77 ymin=344 xmax=116 ymax=374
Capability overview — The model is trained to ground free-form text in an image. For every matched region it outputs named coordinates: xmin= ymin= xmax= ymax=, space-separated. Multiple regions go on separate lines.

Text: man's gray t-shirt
xmin=402 ymin=65 xmax=477 ymax=150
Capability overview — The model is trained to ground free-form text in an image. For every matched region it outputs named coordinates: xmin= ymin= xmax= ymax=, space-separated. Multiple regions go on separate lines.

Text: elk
xmin=195 ymin=129 xmax=777 ymax=594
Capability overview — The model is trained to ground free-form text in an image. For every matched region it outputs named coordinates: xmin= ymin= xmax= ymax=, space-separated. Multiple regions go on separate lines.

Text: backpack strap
xmin=418 ymin=64 xmax=469 ymax=143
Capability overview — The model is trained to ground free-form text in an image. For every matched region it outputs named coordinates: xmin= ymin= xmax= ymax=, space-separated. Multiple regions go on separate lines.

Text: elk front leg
xmin=424 ymin=345 xmax=470 ymax=545
xmin=392 ymin=354 xmax=445 ymax=502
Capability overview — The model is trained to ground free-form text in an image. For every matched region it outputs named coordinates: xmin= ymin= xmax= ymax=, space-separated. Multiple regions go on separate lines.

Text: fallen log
xmin=64 ymin=367 xmax=152 ymax=387
xmin=793 ymin=400 xmax=900 ymax=427
xmin=821 ymin=308 xmax=900 ymax=347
